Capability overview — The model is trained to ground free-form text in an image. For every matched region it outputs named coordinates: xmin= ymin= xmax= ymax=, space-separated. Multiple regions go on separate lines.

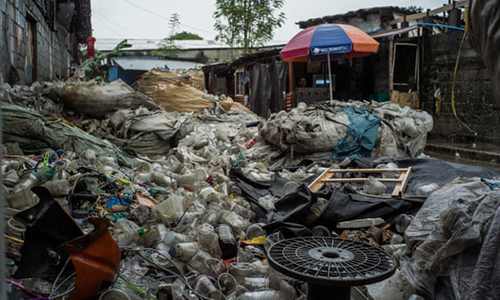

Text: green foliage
xmin=169 ymin=13 xmax=180 ymax=36
xmin=81 ymin=39 xmax=130 ymax=81
xmin=213 ymin=0 xmax=286 ymax=53
xmin=406 ymin=6 xmax=424 ymax=14
xmin=110 ymin=39 xmax=132 ymax=55
xmin=150 ymin=39 xmax=180 ymax=57
xmin=169 ymin=31 xmax=203 ymax=40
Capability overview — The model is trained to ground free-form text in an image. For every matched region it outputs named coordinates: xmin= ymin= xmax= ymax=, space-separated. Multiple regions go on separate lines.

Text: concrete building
xmin=95 ymin=38 xmax=285 ymax=64
xmin=295 ymin=4 xmax=498 ymax=145
xmin=0 ymin=0 xmax=91 ymax=85
xmin=108 ymin=56 xmax=202 ymax=86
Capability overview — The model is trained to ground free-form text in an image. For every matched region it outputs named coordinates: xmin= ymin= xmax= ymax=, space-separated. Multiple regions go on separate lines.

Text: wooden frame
xmin=308 ymin=167 xmax=413 ymax=198
xmin=389 ymin=0 xmax=469 ymax=25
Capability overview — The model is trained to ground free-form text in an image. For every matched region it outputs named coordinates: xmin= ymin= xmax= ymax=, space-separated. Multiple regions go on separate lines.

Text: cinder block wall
xmin=420 ymin=32 xmax=500 ymax=144
xmin=0 ymin=0 xmax=71 ymax=85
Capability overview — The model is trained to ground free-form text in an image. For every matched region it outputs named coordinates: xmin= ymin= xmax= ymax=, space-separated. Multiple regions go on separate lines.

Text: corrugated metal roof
xmin=112 ymin=57 xmax=203 ymax=71
xmin=296 ymin=6 xmax=412 ymax=29
xmin=95 ymin=38 xmax=286 ymax=52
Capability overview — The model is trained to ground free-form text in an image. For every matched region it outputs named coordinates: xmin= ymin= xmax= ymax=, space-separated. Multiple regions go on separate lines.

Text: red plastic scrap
xmin=61 ymin=218 xmax=121 ymax=300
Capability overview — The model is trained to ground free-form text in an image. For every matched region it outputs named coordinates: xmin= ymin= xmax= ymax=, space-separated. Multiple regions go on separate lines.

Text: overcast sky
xmin=91 ymin=0 xmax=442 ymax=42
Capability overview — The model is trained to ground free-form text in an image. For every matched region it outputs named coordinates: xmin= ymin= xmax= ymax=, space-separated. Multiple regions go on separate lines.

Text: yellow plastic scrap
xmin=242 ymin=235 xmax=266 ymax=245
xmin=112 ymin=174 xmax=131 ymax=184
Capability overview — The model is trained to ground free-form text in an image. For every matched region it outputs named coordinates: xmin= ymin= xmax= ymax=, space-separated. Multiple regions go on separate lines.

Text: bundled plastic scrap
xmin=50 ymin=79 xmax=159 ymax=118
xmin=1 ymin=102 xmax=139 ymax=167
xmin=401 ymin=178 xmax=500 ymax=300
xmin=2 ymin=108 xmax=298 ymax=299
xmin=2 ymin=79 xmax=438 ymax=300
xmin=260 ymin=100 xmax=433 ymax=160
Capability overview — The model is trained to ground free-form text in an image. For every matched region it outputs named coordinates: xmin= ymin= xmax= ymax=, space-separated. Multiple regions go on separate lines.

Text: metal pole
xmin=327 ymin=53 xmax=333 ymax=102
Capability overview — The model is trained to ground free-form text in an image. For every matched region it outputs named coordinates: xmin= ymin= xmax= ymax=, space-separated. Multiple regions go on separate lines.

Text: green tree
xmin=169 ymin=31 xmax=203 ymax=40
xmin=213 ymin=0 xmax=286 ymax=53
xmin=406 ymin=6 xmax=424 ymax=14
xmin=150 ymin=39 xmax=180 ymax=57
xmin=169 ymin=13 xmax=180 ymax=36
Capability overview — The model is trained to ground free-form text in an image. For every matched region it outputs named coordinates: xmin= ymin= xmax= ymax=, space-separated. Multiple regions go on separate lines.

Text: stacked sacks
xmin=260 ymin=101 xmax=433 ymax=159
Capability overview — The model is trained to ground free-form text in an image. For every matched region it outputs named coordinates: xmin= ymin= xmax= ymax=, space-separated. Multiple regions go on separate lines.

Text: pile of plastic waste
xmin=1 ymin=80 xmax=470 ymax=300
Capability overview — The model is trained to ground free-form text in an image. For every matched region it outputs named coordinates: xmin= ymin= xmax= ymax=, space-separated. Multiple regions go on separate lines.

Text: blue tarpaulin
xmin=332 ymin=107 xmax=381 ymax=159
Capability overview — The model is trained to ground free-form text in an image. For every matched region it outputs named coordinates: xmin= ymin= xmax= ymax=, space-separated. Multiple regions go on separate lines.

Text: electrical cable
xmin=418 ymin=22 xmax=465 ymax=32
xmin=5 ymin=279 xmax=42 ymax=298
xmin=51 ymin=257 xmax=71 ymax=295
xmin=49 ymin=257 xmax=76 ymax=299
xmin=93 ymin=10 xmax=146 ymax=38
xmin=451 ymin=8 xmax=478 ymax=136
xmin=121 ymin=247 xmax=213 ymax=300
xmin=51 ymin=272 xmax=76 ymax=298
xmin=49 ymin=285 xmax=75 ymax=299
xmin=92 ymin=13 xmax=126 ymax=38
xmin=118 ymin=0 xmax=215 ymax=35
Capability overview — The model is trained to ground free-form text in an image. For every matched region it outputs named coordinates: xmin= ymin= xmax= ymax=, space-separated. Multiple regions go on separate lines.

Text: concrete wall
xmin=177 ymin=48 xmax=247 ymax=64
xmin=0 ymin=0 xmax=71 ymax=85
xmin=420 ymin=32 xmax=499 ymax=144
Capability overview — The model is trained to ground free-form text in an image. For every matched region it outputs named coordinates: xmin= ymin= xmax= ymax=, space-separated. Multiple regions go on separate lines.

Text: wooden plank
xmin=389 ymin=0 xmax=469 ymax=25
xmin=391 ymin=171 xmax=406 ymax=197
xmin=399 ymin=167 xmax=413 ymax=196
xmin=391 ymin=167 xmax=413 ymax=198
xmin=309 ymin=167 xmax=413 ymax=198
xmin=323 ymin=178 xmax=402 ymax=183
xmin=308 ymin=168 xmax=333 ymax=192
xmin=328 ymin=168 xmax=408 ymax=173
xmin=389 ymin=40 xmax=394 ymax=91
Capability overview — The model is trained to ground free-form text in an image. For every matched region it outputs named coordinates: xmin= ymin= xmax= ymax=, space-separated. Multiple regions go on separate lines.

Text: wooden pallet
xmin=308 ymin=167 xmax=412 ymax=198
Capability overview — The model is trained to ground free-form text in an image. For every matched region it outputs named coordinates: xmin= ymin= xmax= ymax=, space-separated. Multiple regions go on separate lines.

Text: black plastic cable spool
xmin=267 ymin=237 xmax=396 ymax=300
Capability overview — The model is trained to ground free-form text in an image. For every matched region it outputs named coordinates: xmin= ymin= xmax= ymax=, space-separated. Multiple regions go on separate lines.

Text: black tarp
xmin=249 ymin=61 xmax=288 ymax=117
xmin=231 ymin=157 xmax=499 ymax=237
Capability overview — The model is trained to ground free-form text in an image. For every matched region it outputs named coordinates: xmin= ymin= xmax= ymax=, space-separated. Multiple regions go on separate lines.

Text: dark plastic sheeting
xmin=231 ymin=157 xmax=499 ymax=237
xmin=249 ymin=61 xmax=288 ymax=117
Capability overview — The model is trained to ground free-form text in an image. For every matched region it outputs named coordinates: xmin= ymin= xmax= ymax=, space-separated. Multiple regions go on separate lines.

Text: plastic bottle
xmin=164 ymin=231 xmax=190 ymax=246
xmin=198 ymin=223 xmax=222 ymax=257
xmin=12 ymin=173 xmax=39 ymax=193
xmin=115 ymin=227 xmax=148 ymax=242
xmin=416 ymin=183 xmax=439 ymax=197
xmin=41 ymin=179 xmax=71 ymax=197
xmin=246 ymin=224 xmax=265 ymax=240
xmin=407 ymin=294 xmax=425 ymax=300
xmin=202 ymin=202 xmax=224 ymax=226
xmin=218 ymin=224 xmax=238 ymax=260
xmin=166 ymin=155 xmax=184 ymax=173
xmin=176 ymin=169 xmax=207 ymax=189
xmin=152 ymin=195 xmax=185 ymax=225
xmin=220 ymin=210 xmax=248 ymax=233
xmin=129 ymin=205 xmax=151 ymax=225
xmin=238 ymin=290 xmax=281 ymax=300
xmin=149 ymin=171 xmax=177 ymax=189
xmin=3 ymin=169 xmax=19 ymax=186
xmin=173 ymin=242 xmax=200 ymax=262
xmin=194 ymin=275 xmax=224 ymax=300
xmin=242 ymin=277 xmax=270 ymax=291
xmin=187 ymin=250 xmax=213 ymax=274
xmin=7 ymin=189 xmax=37 ymax=210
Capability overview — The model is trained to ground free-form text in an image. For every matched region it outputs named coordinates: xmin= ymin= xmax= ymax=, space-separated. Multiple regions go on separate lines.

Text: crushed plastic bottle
xmin=218 ymin=224 xmax=238 ymax=260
